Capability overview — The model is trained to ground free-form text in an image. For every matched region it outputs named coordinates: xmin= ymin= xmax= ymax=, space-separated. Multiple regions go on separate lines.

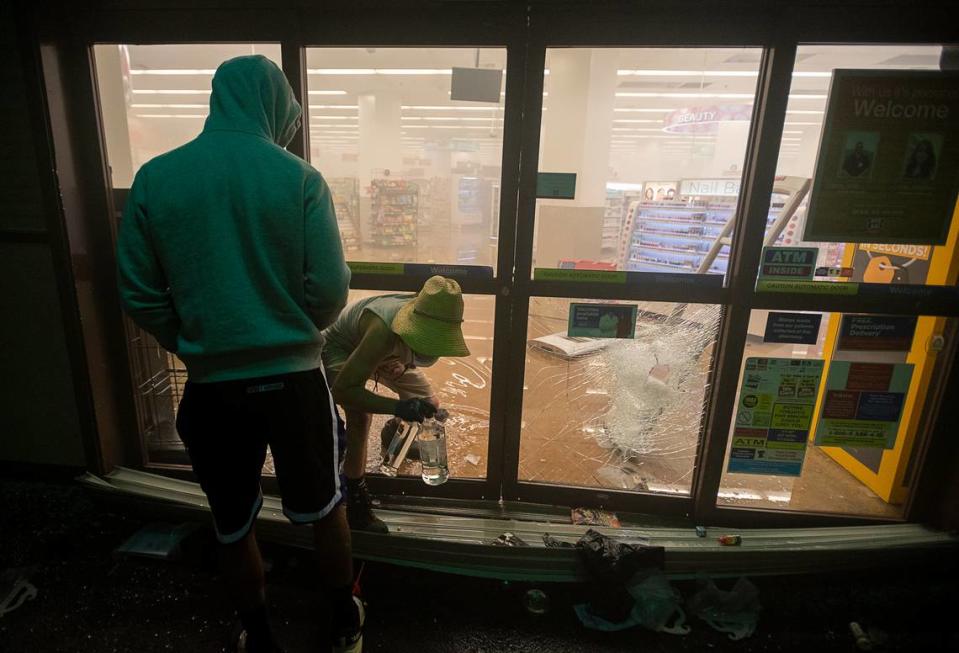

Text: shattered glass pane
xmin=520 ymin=298 xmax=721 ymax=494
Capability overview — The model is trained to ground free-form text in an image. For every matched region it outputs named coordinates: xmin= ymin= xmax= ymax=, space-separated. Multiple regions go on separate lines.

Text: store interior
xmin=94 ymin=42 xmax=949 ymax=519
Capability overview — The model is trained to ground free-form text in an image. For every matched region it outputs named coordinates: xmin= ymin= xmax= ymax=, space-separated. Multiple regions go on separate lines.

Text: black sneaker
xmin=346 ymin=478 xmax=389 ymax=534
xmin=331 ymin=596 xmax=365 ymax=653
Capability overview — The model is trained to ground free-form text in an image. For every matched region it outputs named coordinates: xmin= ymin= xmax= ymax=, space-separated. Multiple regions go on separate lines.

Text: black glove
xmin=393 ymin=398 xmax=437 ymax=423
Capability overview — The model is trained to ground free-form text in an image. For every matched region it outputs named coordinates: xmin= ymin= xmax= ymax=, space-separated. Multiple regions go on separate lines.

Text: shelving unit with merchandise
xmin=327 ymin=177 xmax=361 ymax=253
xmin=370 ymin=179 xmax=418 ymax=247
xmin=623 ymin=181 xmax=802 ymax=275
xmin=603 ymin=187 xmax=643 ymax=256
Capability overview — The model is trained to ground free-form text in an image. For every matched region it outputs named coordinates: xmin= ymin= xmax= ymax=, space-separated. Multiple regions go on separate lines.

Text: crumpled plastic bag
xmin=574 ymin=572 xmax=688 ymax=635
xmin=628 ymin=573 xmax=690 ymax=635
xmin=687 ymin=576 xmax=761 ymax=640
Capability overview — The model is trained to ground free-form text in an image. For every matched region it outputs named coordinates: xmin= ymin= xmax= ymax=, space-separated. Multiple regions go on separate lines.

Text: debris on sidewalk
xmin=0 ymin=570 xmax=38 ymax=620
xmin=523 ymin=589 xmax=550 ymax=615
xmin=464 ymin=454 xmax=481 ymax=466
xmin=718 ymin=534 xmax=742 ymax=546
xmin=542 ymin=533 xmax=574 ymax=548
xmin=687 ymin=576 xmax=761 ymax=640
xmin=571 ymin=508 xmax=621 ymax=528
xmin=114 ymin=522 xmax=200 ymax=560
xmin=491 ymin=532 xmax=528 ymax=547
xmin=574 ymin=529 xmax=666 ymax=630
xmin=695 ymin=526 xmax=707 ymax=538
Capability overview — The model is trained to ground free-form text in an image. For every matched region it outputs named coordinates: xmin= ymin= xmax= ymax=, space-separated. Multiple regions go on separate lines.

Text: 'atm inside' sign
xmin=760 ymin=247 xmax=819 ymax=280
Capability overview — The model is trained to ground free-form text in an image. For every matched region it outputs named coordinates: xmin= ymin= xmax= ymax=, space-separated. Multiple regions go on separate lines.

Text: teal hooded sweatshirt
xmin=117 ymin=55 xmax=351 ymax=383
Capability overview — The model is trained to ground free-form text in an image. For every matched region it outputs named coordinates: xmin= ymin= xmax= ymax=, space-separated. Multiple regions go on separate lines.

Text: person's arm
xmin=116 ymin=169 xmax=181 ymax=352
xmin=331 ymin=312 xmax=403 ymax=415
xmin=304 ymin=171 xmax=351 ymax=330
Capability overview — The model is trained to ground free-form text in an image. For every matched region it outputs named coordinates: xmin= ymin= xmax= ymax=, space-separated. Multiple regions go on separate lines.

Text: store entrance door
xmin=491 ymin=43 xmax=774 ymax=515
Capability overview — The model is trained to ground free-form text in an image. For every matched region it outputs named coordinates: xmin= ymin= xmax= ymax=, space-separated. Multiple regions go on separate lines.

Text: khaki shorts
xmin=322 ymin=343 xmax=432 ymax=401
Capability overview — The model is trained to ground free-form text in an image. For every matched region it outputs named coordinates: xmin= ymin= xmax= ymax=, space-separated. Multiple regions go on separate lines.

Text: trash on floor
xmin=574 ymin=529 xmax=666 ymax=629
xmin=464 ymin=453 xmax=481 ymax=466
xmin=687 ymin=576 xmax=761 ymax=640
xmin=627 ymin=572 xmax=690 ymax=634
xmin=114 ymin=522 xmax=200 ymax=560
xmin=695 ymin=526 xmax=707 ymax=538
xmin=849 ymin=621 xmax=873 ymax=650
xmin=718 ymin=534 xmax=742 ymax=546
xmin=542 ymin=533 xmax=574 ymax=548
xmin=523 ymin=589 xmax=550 ymax=615
xmin=571 ymin=507 xmax=621 ymax=528
xmin=491 ymin=532 xmax=528 ymax=547
xmin=0 ymin=570 xmax=38 ymax=620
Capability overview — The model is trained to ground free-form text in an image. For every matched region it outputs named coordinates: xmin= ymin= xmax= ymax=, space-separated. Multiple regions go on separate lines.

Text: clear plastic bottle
xmin=417 ymin=410 xmax=449 ymax=485
xmin=379 ymin=419 xmax=418 ymax=477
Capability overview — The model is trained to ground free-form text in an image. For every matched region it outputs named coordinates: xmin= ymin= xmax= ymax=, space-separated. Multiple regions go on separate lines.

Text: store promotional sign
xmin=804 ymin=70 xmax=959 ymax=245
xmin=759 ymin=247 xmax=819 ymax=280
xmin=347 ymin=262 xmax=494 ymax=280
xmin=728 ymin=358 xmax=825 ymax=476
xmin=567 ymin=303 xmax=638 ymax=339
xmin=536 ymin=172 xmax=577 ymax=200
xmin=678 ymin=178 xmax=741 ymax=197
xmin=533 ymin=267 xmax=724 ymax=288
xmin=662 ymin=104 xmax=753 ymax=134
xmin=815 ymin=361 xmax=914 ymax=449
xmin=764 ymin=312 xmax=822 ymax=345
xmin=838 ymin=315 xmax=918 ymax=351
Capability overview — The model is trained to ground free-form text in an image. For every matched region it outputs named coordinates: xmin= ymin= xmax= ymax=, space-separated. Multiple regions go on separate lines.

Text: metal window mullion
xmin=484 ymin=39 xmax=529 ymax=495
xmin=281 ymin=40 xmax=308 ymax=161
xmin=499 ymin=33 xmax=547 ymax=500
xmin=692 ymin=41 xmax=798 ymax=520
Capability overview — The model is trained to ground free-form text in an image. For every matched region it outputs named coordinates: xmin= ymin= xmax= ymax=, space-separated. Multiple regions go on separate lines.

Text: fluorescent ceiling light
xmin=616 ymin=92 xmax=756 ymax=98
xmin=615 ymin=92 xmax=825 ymax=99
xmin=308 ymin=105 xmax=359 ymax=110
xmin=309 ymin=115 xmax=358 ymax=120
xmin=402 ymin=116 xmax=503 ymax=122
xmin=616 ymin=69 xmax=831 ymax=78
xmin=134 ymin=114 xmax=205 ymax=118
xmin=307 ymin=90 xmax=348 ymax=96
xmin=314 ymin=130 xmax=358 ymax=135
xmin=782 ymin=130 xmax=803 ymax=134
xmin=130 ymin=69 xmax=215 ymax=75
xmin=132 ymin=89 xmax=209 ymax=95
xmin=403 ymin=125 xmax=501 ymax=129
xmin=130 ymin=103 xmax=207 ymax=109
xmin=786 ymin=109 xmax=824 ymax=115
xmin=785 ymin=121 xmax=820 ymax=126
xmin=308 ymin=68 xmax=452 ymax=75
xmin=402 ymin=105 xmax=502 ymax=111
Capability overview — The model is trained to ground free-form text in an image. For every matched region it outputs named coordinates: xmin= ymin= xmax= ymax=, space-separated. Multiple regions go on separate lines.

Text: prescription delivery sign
xmin=728 ymin=358 xmax=825 ymax=477
xmin=804 ymin=70 xmax=959 ymax=245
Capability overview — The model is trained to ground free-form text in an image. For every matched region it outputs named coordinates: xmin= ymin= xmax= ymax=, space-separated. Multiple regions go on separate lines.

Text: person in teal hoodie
xmin=117 ymin=55 xmax=361 ymax=653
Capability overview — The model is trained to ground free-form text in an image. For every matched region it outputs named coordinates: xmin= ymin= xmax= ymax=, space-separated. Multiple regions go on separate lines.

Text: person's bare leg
xmin=220 ymin=528 xmax=266 ymax=612
xmin=220 ymin=528 xmax=275 ymax=650
xmin=313 ymin=504 xmax=353 ymax=587
xmin=313 ymin=505 xmax=360 ymax=642
xmin=343 ymin=410 xmax=371 ymax=480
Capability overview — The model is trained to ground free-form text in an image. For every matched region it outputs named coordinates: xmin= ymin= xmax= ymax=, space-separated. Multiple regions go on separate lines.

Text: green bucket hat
xmin=391 ymin=276 xmax=470 ymax=358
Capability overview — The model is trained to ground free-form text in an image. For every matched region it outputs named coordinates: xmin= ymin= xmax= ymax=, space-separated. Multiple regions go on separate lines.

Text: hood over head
xmin=203 ymin=55 xmax=302 ymax=147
